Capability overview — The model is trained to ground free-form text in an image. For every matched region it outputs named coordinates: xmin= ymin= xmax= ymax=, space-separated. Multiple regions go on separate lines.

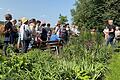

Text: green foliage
xmin=105 ymin=54 xmax=120 ymax=80
xmin=0 ymin=31 xmax=113 ymax=80
xmin=71 ymin=0 xmax=120 ymax=29
xmin=59 ymin=14 xmax=68 ymax=25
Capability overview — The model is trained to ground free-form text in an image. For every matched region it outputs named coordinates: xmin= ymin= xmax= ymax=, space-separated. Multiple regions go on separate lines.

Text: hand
xmin=8 ymin=29 xmax=11 ymax=32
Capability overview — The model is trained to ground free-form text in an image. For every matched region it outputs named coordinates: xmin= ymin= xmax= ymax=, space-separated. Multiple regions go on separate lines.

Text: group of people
xmin=103 ymin=19 xmax=120 ymax=46
xmin=2 ymin=13 xmax=120 ymax=56
xmin=2 ymin=14 xmax=80 ymax=56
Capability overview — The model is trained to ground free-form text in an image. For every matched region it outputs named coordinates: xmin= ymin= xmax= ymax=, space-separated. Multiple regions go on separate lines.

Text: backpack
xmin=23 ymin=26 xmax=31 ymax=40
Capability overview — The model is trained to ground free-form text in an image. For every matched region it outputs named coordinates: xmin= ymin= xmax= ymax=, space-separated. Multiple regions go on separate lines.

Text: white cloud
xmin=0 ymin=8 xmax=3 ymax=10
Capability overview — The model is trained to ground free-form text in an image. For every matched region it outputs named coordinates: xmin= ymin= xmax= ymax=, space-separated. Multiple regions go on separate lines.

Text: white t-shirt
xmin=55 ymin=27 xmax=61 ymax=37
xmin=115 ymin=30 xmax=120 ymax=38
xmin=20 ymin=24 xmax=31 ymax=40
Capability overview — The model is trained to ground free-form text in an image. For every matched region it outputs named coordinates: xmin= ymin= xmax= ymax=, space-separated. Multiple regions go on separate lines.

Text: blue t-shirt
xmin=50 ymin=34 xmax=60 ymax=41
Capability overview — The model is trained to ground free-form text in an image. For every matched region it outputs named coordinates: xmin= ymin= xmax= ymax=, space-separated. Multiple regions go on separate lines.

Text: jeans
xmin=10 ymin=32 xmax=15 ymax=44
xmin=106 ymin=36 xmax=114 ymax=46
xmin=21 ymin=40 xmax=30 ymax=53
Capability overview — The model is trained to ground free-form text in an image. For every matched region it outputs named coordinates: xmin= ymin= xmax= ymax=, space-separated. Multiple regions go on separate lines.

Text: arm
xmin=20 ymin=25 xmax=24 ymax=41
xmin=109 ymin=29 xmax=114 ymax=32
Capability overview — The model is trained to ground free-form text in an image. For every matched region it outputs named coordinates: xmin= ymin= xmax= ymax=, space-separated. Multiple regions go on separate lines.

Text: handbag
xmin=23 ymin=26 xmax=31 ymax=40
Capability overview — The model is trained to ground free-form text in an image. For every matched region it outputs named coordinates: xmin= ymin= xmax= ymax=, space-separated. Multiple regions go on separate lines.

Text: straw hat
xmin=21 ymin=17 xmax=28 ymax=24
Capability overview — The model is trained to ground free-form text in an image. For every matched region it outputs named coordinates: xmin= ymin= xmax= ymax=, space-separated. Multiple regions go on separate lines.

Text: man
xmin=61 ymin=24 xmax=68 ymax=44
xmin=46 ymin=23 xmax=52 ymax=40
xmin=106 ymin=20 xmax=115 ymax=46
xmin=41 ymin=23 xmax=47 ymax=41
xmin=3 ymin=14 xmax=13 ymax=56
xmin=35 ymin=20 xmax=41 ymax=33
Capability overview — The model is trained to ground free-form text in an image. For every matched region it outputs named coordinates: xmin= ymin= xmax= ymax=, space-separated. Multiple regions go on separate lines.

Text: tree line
xmin=71 ymin=0 xmax=120 ymax=30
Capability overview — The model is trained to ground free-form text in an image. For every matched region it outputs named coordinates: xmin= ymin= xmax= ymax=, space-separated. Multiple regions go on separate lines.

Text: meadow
xmin=0 ymin=29 xmax=115 ymax=80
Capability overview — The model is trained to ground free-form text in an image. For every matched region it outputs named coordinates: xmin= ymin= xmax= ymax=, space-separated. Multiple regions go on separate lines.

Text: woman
xmin=17 ymin=19 xmax=22 ymax=49
xmin=103 ymin=27 xmax=109 ymax=42
xmin=35 ymin=20 xmax=41 ymax=32
xmin=29 ymin=19 xmax=36 ymax=49
xmin=55 ymin=23 xmax=62 ymax=38
xmin=11 ymin=19 xmax=18 ymax=46
xmin=35 ymin=32 xmax=42 ymax=47
xmin=114 ymin=26 xmax=120 ymax=43
xmin=20 ymin=17 xmax=31 ymax=53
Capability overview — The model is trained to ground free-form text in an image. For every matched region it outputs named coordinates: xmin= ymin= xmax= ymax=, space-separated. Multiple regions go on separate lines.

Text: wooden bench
xmin=41 ymin=40 xmax=63 ymax=55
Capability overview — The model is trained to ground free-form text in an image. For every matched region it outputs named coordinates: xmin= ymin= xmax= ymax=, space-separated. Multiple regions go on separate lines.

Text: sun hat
xmin=21 ymin=17 xmax=28 ymax=24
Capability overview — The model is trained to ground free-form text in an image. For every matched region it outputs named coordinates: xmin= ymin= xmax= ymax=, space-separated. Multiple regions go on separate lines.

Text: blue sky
xmin=0 ymin=0 xmax=75 ymax=26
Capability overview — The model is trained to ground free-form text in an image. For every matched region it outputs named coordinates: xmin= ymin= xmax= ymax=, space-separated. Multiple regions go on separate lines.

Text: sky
xmin=0 ymin=0 xmax=75 ymax=26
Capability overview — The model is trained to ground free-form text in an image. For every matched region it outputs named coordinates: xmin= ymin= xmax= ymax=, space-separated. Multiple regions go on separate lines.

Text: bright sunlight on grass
xmin=106 ymin=53 xmax=120 ymax=80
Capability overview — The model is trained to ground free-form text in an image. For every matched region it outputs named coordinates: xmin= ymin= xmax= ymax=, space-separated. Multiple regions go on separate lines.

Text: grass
xmin=0 ymin=30 xmax=115 ymax=79
xmin=105 ymin=53 xmax=120 ymax=80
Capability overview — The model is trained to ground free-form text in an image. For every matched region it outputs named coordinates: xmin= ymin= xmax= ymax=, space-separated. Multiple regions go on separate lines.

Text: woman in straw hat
xmin=20 ymin=17 xmax=31 ymax=53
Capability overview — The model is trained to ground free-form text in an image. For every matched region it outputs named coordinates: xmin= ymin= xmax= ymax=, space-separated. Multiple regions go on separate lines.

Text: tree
xmin=59 ymin=14 xmax=68 ymax=25
xmin=71 ymin=0 xmax=120 ymax=30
